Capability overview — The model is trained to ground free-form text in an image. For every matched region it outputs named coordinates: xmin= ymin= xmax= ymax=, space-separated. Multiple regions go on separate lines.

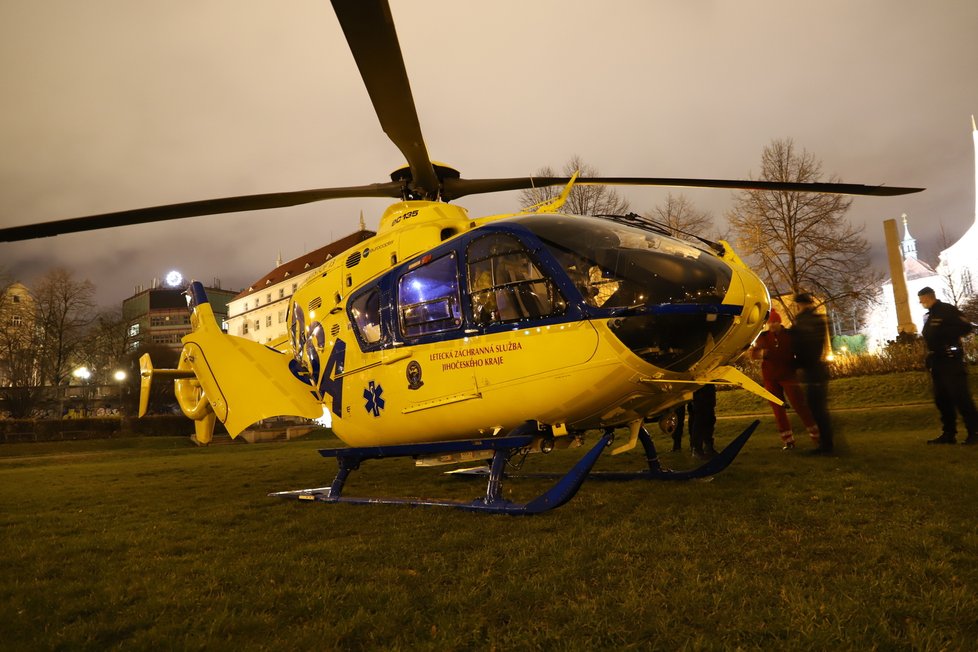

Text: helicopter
xmin=0 ymin=0 xmax=922 ymax=514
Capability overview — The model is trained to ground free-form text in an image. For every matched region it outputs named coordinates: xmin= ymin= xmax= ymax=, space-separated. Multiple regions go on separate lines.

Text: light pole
xmin=72 ymin=366 xmax=92 ymax=417
xmin=113 ymin=370 xmax=127 ymax=417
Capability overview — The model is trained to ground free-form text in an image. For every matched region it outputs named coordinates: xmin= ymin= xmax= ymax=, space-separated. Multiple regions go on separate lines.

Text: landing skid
xmin=593 ymin=418 xmax=759 ymax=480
xmin=269 ymin=422 xmax=614 ymax=515
xmin=270 ymin=420 xmax=758 ymax=514
xmin=451 ymin=419 xmax=760 ymax=482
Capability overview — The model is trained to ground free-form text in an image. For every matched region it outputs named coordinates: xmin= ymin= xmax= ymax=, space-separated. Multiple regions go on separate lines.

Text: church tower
xmin=899 ymin=213 xmax=917 ymax=260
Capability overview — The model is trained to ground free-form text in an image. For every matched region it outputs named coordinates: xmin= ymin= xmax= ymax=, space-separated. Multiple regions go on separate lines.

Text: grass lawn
xmin=2 ymin=371 xmax=977 ymax=650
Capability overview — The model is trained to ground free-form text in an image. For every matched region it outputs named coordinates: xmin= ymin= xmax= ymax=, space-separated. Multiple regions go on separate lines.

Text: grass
xmin=716 ymin=370 xmax=937 ymax=415
xmin=3 ymin=372 xmax=978 ymax=650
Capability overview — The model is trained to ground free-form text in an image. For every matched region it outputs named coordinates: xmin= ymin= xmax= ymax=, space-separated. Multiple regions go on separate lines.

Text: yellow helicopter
xmin=0 ymin=0 xmax=922 ymax=513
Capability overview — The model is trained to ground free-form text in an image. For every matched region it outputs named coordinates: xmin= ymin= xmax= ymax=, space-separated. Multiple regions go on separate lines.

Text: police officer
xmin=917 ymin=286 xmax=978 ymax=445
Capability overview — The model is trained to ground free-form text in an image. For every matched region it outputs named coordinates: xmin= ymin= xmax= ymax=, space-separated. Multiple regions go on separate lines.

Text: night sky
xmin=2 ymin=0 xmax=976 ymax=307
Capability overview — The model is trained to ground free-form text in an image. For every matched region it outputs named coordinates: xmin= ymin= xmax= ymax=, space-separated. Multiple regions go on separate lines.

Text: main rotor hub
xmin=390 ymin=162 xmax=460 ymax=200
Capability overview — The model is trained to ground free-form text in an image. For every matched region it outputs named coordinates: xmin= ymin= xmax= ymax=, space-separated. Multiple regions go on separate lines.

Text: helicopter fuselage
xmin=273 ymin=201 xmax=770 ymax=447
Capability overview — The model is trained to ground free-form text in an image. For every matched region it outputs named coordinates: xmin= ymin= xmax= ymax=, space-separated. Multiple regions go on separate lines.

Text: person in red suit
xmin=751 ymin=309 xmax=821 ymax=450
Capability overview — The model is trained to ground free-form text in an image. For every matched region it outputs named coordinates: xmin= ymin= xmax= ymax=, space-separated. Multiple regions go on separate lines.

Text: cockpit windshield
xmin=512 ymin=214 xmax=731 ymax=309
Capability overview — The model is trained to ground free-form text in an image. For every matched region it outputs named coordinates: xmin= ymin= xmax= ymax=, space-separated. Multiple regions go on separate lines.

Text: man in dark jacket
xmin=688 ymin=384 xmax=718 ymax=459
xmin=917 ymin=286 xmax=978 ymax=445
xmin=790 ymin=293 xmax=834 ymax=454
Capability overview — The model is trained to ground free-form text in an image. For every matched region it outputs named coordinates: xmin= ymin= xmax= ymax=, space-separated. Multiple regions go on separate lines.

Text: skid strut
xmin=583 ymin=419 xmax=759 ymax=481
xmin=496 ymin=419 xmax=760 ymax=482
xmin=270 ymin=423 xmax=615 ymax=515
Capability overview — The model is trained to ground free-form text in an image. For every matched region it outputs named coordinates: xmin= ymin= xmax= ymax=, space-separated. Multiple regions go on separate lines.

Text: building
xmin=864 ymin=116 xmax=978 ymax=351
xmin=935 ymin=116 xmax=978 ymax=303
xmin=226 ymin=230 xmax=375 ymax=345
xmin=123 ymin=279 xmax=239 ymax=351
xmin=864 ymin=215 xmax=941 ymax=350
xmin=0 ymin=282 xmax=37 ymax=388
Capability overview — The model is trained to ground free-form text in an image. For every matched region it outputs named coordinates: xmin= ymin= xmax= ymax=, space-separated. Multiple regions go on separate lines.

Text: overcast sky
xmin=2 ymin=0 xmax=976 ymax=308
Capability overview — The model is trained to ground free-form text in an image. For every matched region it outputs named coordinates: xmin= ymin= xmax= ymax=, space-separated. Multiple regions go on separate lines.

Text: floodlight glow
xmin=114 ymin=370 xmax=127 ymax=382
xmin=165 ymin=270 xmax=183 ymax=287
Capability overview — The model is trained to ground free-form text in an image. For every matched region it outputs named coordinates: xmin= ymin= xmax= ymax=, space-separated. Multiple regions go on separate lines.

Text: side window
xmin=398 ymin=253 xmax=462 ymax=338
xmin=350 ymin=286 xmax=382 ymax=345
xmin=467 ymin=234 xmax=565 ymax=324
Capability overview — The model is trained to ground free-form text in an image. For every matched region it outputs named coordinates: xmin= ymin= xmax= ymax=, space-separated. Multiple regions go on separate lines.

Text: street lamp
xmin=113 ymin=370 xmax=127 ymax=417
xmin=72 ymin=366 xmax=92 ymax=417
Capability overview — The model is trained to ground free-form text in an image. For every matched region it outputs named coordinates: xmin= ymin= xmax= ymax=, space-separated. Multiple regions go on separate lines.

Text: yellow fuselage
xmin=164 ymin=201 xmax=772 ymax=447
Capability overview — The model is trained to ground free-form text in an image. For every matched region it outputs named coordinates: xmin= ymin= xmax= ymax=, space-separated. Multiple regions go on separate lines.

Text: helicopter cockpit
xmin=515 ymin=214 xmax=736 ymax=372
xmin=334 ymin=213 xmax=738 ymax=375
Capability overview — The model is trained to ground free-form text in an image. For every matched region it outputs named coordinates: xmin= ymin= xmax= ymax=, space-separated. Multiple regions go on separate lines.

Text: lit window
xmin=397 ymin=253 xmax=462 ymax=338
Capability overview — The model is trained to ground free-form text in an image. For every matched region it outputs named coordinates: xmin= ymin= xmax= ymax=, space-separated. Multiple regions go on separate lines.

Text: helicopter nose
xmin=607 ymin=307 xmax=740 ymax=372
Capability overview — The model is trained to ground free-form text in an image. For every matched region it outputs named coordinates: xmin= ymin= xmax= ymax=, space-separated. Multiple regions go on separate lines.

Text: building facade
xmin=123 ymin=282 xmax=239 ymax=351
xmin=0 ymin=282 xmax=37 ymax=388
xmin=226 ymin=230 xmax=374 ymax=345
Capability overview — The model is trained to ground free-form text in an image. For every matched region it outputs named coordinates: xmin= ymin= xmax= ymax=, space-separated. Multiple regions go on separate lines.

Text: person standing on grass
xmin=789 ymin=293 xmax=835 ymax=455
xmin=688 ymin=384 xmax=718 ymax=459
xmin=917 ymin=286 xmax=978 ymax=445
xmin=751 ymin=309 xmax=821 ymax=450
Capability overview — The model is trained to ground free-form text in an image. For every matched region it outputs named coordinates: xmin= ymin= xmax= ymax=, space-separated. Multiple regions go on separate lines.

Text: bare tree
xmin=33 ymin=268 xmax=97 ymax=386
xmin=727 ymin=139 xmax=881 ymax=315
xmin=518 ymin=155 xmax=630 ymax=216
xmin=936 ymin=222 xmax=969 ymax=307
xmin=962 ymin=295 xmax=978 ymax=326
xmin=644 ymin=192 xmax=713 ymax=241
xmin=83 ymin=308 xmax=136 ymax=384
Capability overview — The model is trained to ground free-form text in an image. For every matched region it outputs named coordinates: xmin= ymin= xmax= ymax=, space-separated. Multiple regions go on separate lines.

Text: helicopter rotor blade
xmin=330 ymin=0 xmax=439 ymax=199
xmin=441 ymin=176 xmax=924 ymax=201
xmin=0 ymin=182 xmax=403 ymax=242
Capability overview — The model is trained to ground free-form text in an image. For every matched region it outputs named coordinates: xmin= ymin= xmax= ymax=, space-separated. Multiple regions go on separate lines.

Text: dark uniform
xmin=689 ymin=384 xmax=718 ymax=458
xmin=921 ymin=298 xmax=978 ymax=444
xmin=790 ymin=296 xmax=834 ymax=454
xmin=668 ymin=385 xmax=717 ymax=457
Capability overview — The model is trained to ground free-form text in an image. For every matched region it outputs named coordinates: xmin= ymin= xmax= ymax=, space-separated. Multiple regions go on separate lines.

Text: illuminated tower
xmin=899 ymin=213 xmax=917 ymax=259
xmin=936 ymin=116 xmax=978 ymax=300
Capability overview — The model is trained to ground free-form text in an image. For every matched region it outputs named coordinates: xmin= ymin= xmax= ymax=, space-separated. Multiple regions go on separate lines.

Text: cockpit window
xmin=350 ymin=285 xmax=382 ymax=345
xmin=466 ymin=233 xmax=565 ymax=324
xmin=397 ymin=253 xmax=463 ymax=338
xmin=513 ymin=214 xmax=731 ymax=308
